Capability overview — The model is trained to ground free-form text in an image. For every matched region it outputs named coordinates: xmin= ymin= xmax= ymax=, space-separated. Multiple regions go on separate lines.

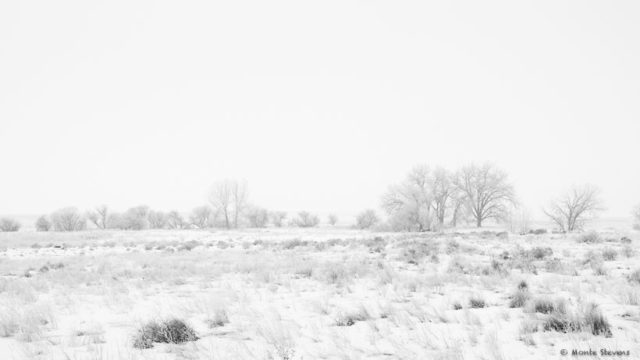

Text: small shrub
xmin=577 ymin=231 xmax=602 ymax=244
xmin=528 ymin=247 xmax=553 ymax=260
xmin=583 ymin=304 xmax=612 ymax=337
xmin=517 ymin=280 xmax=529 ymax=291
xmin=529 ymin=229 xmax=547 ymax=235
xmin=532 ymin=298 xmax=566 ymax=314
xmin=620 ymin=236 xmax=632 ymax=244
xmin=628 ymin=269 xmax=640 ymax=285
xmin=132 ymin=319 xmax=198 ymax=349
xmin=601 ymin=248 xmax=617 ymax=261
xmin=335 ymin=306 xmax=370 ymax=326
xmin=469 ymin=297 xmax=486 ymax=308
xmin=509 ymin=289 xmax=531 ymax=308
xmin=452 ymin=302 xmax=463 ymax=310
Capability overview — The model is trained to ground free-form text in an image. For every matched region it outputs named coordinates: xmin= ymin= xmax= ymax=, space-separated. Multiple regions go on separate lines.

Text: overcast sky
xmin=1 ymin=0 xmax=639 ymax=218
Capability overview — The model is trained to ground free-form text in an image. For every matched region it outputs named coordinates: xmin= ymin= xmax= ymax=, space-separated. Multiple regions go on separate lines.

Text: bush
xmin=294 ymin=211 xmax=320 ymax=228
xmin=528 ymin=247 xmax=553 ymax=260
xmin=335 ymin=306 xmax=370 ymax=326
xmin=469 ymin=296 xmax=486 ymax=308
xmin=270 ymin=211 xmax=287 ymax=227
xmin=577 ymin=231 xmax=602 ymax=244
xmin=529 ymin=228 xmax=547 ymax=235
xmin=531 ymin=298 xmax=561 ymax=314
xmin=0 ymin=218 xmax=21 ymax=232
xmin=132 ymin=319 xmax=198 ymax=349
xmin=35 ymin=216 xmax=51 ymax=232
xmin=602 ymin=248 xmax=617 ymax=261
xmin=628 ymin=269 xmax=640 ymax=285
xmin=509 ymin=283 xmax=531 ymax=308
xmin=51 ymin=207 xmax=86 ymax=231
xmin=355 ymin=209 xmax=379 ymax=229
xmin=583 ymin=304 xmax=612 ymax=337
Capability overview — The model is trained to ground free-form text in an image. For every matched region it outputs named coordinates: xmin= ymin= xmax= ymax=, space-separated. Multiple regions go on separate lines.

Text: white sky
xmin=1 ymin=0 xmax=639 ymax=218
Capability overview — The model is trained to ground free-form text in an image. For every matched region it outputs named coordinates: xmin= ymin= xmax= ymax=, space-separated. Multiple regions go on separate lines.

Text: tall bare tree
xmin=429 ymin=167 xmax=455 ymax=229
xmin=543 ymin=185 xmax=604 ymax=232
xmin=87 ymin=205 xmax=109 ymax=229
xmin=454 ymin=163 xmax=515 ymax=228
xmin=209 ymin=179 xmax=248 ymax=229
xmin=382 ymin=165 xmax=433 ymax=231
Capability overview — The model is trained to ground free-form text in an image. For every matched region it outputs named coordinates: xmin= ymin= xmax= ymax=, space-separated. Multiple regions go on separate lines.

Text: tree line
xmin=0 ymin=164 xmax=638 ymax=233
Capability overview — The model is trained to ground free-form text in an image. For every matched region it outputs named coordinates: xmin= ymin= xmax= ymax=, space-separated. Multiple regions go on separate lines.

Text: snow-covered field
xmin=0 ymin=228 xmax=639 ymax=359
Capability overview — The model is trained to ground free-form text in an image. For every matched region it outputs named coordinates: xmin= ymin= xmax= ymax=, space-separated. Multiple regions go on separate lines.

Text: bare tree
xmin=35 ymin=215 xmax=51 ymax=232
xmin=355 ymin=209 xmax=378 ymax=229
xmin=209 ymin=179 xmax=248 ymax=229
xmin=167 ymin=211 xmax=188 ymax=229
xmin=148 ymin=210 xmax=168 ymax=229
xmin=294 ymin=211 xmax=320 ymax=228
xmin=87 ymin=205 xmax=109 ymax=229
xmin=327 ymin=214 xmax=338 ymax=226
xmin=543 ymin=185 xmax=604 ymax=232
xmin=0 ymin=218 xmax=21 ymax=232
xmin=51 ymin=207 xmax=86 ymax=231
xmin=270 ymin=211 xmax=287 ymax=227
xmin=381 ymin=165 xmax=432 ymax=231
xmin=190 ymin=205 xmax=212 ymax=229
xmin=454 ymin=163 xmax=515 ymax=227
xmin=429 ymin=167 xmax=455 ymax=229
xmin=634 ymin=204 xmax=640 ymax=231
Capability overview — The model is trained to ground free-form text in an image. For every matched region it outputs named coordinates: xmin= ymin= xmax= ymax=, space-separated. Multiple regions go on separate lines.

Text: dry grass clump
xmin=541 ymin=303 xmax=611 ymax=337
xmin=530 ymin=298 xmax=565 ymax=315
xmin=469 ymin=296 xmax=486 ymax=308
xmin=628 ymin=268 xmax=640 ymax=285
xmin=525 ymin=247 xmax=553 ymax=260
xmin=601 ymin=248 xmax=617 ymax=261
xmin=335 ymin=306 xmax=370 ymax=326
xmin=397 ymin=240 xmax=440 ymax=265
xmin=577 ymin=231 xmax=602 ymax=244
xmin=509 ymin=281 xmax=531 ymax=308
xmin=132 ymin=318 xmax=198 ymax=349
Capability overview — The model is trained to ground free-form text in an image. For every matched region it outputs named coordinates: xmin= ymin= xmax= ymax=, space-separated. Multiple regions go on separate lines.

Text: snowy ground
xmin=0 ymin=228 xmax=639 ymax=360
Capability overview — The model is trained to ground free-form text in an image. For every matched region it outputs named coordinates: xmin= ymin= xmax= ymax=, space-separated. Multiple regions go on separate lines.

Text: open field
xmin=0 ymin=228 xmax=639 ymax=360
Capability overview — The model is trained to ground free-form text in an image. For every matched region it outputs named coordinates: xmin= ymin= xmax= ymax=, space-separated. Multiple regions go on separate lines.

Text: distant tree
xmin=429 ymin=167 xmax=455 ymax=229
xmin=246 ymin=207 xmax=269 ymax=228
xmin=327 ymin=214 xmax=338 ymax=226
xmin=122 ymin=205 xmax=150 ymax=230
xmin=87 ymin=205 xmax=109 ymax=229
xmin=454 ymin=163 xmax=516 ymax=227
xmin=35 ymin=215 xmax=51 ymax=232
xmin=270 ymin=211 xmax=287 ymax=227
xmin=148 ymin=210 xmax=168 ymax=229
xmin=189 ymin=206 xmax=212 ymax=229
xmin=294 ymin=211 xmax=320 ymax=228
xmin=543 ymin=185 xmax=604 ymax=232
xmin=167 ymin=211 xmax=188 ymax=229
xmin=355 ymin=209 xmax=378 ymax=229
xmin=382 ymin=165 xmax=433 ymax=231
xmin=51 ymin=207 xmax=86 ymax=231
xmin=0 ymin=218 xmax=21 ymax=232
xmin=634 ymin=204 xmax=640 ymax=231
xmin=209 ymin=179 xmax=248 ymax=229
